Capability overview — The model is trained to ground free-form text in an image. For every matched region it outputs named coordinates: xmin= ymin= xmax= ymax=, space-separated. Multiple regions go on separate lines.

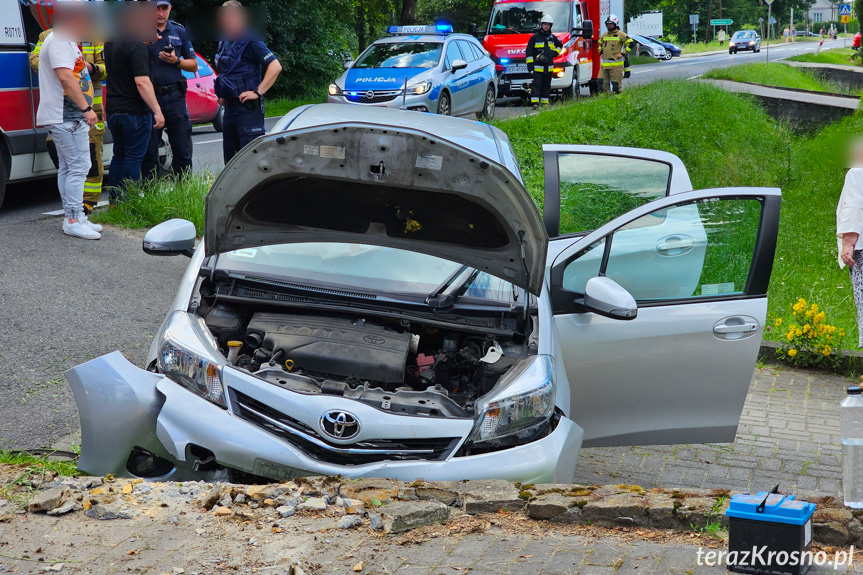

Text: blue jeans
xmin=142 ymin=91 xmax=193 ymax=178
xmin=107 ymin=112 xmax=152 ymax=202
xmin=47 ymin=120 xmax=90 ymax=220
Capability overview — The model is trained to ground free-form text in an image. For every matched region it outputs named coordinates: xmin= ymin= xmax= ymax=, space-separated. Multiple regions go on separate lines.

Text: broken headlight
xmin=157 ymin=311 xmax=227 ymax=408
xmin=469 ymin=355 xmax=555 ymax=447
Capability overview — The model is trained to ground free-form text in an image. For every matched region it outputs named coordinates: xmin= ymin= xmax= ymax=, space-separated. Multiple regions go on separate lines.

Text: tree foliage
xmin=416 ymin=0 xmax=493 ymax=32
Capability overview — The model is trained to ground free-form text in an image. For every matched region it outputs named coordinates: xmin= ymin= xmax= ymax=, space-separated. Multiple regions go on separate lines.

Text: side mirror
xmin=583 ymin=276 xmax=637 ymax=320
xmin=575 ymin=19 xmax=594 ymax=39
xmin=451 ymin=59 xmax=468 ymax=72
xmin=143 ymin=219 xmax=197 ymax=257
xmin=343 ymin=60 xmax=353 ymax=70
xmin=469 ymin=23 xmax=478 ymax=35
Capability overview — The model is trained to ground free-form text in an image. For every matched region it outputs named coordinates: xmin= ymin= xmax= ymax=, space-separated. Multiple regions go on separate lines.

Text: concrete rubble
xmin=12 ymin=473 xmax=863 ymax=546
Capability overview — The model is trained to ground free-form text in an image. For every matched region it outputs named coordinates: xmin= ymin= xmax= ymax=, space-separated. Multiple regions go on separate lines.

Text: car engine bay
xmin=202 ymin=304 xmax=532 ymax=418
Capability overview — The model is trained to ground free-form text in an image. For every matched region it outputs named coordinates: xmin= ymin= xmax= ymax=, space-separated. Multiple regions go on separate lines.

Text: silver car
xmin=327 ymin=26 xmax=497 ymax=118
xmin=67 ymin=104 xmax=780 ymax=484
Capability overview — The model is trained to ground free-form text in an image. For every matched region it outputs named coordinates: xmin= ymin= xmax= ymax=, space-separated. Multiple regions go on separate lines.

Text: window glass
xmin=457 ymin=40 xmax=478 ymax=61
xmin=573 ymin=4 xmax=583 ymax=28
xmin=445 ymin=41 xmax=464 ymax=68
xmin=489 ymin=1 xmax=571 ymax=33
xmin=562 ymin=239 xmax=605 ymax=293
xmin=355 ymin=42 xmax=443 ymax=69
xmin=197 ymin=55 xmax=214 ymax=77
xmin=556 ymin=153 xmax=671 ymax=234
xmin=562 ymin=198 xmax=761 ymax=302
xmin=469 ymin=43 xmax=486 ymax=60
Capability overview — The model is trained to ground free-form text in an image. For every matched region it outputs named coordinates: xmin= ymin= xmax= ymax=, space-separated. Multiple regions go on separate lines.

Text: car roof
xmin=283 ymin=104 xmax=508 ymax=166
xmin=374 ymin=33 xmax=477 ymax=45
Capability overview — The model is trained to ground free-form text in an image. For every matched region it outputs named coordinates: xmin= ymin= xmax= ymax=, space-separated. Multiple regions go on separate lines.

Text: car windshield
xmin=354 ymin=42 xmax=442 ymax=69
xmin=217 ymin=243 xmax=517 ymax=303
xmin=489 ymin=2 xmax=571 ymax=33
xmin=733 ymin=31 xmax=755 ymax=39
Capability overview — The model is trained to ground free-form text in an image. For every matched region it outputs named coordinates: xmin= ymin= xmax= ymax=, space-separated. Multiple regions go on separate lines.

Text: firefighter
xmin=29 ymin=22 xmax=107 ymax=214
xmin=215 ymin=0 xmax=282 ymax=164
xmin=525 ymin=14 xmax=563 ymax=108
xmin=597 ymin=14 xmax=632 ymax=95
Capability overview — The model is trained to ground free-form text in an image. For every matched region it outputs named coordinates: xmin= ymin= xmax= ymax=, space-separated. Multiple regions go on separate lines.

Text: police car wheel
xmin=436 ymin=91 xmax=452 ymax=116
xmin=0 ymin=155 xmax=6 ymax=211
xmin=213 ymin=106 xmax=224 ymax=133
xmin=479 ymin=85 xmax=496 ymax=119
xmin=157 ymin=132 xmax=173 ymax=178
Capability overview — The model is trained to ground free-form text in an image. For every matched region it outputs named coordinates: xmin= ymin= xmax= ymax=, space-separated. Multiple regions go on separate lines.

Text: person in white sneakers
xmin=36 ymin=3 xmax=102 ymax=240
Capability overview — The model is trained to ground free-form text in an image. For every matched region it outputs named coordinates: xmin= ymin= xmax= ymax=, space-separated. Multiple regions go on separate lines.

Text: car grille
xmin=229 ymin=389 xmax=460 ymax=465
xmin=345 ymin=90 xmax=402 ymax=104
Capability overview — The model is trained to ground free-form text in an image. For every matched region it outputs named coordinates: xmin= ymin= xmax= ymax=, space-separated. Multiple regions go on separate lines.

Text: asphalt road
xmin=0 ymin=38 xmax=851 ymax=450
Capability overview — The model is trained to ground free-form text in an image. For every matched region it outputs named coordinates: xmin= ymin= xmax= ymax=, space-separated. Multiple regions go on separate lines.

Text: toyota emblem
xmin=320 ymin=410 xmax=361 ymax=440
xmin=365 ymin=90 xmax=375 ymax=100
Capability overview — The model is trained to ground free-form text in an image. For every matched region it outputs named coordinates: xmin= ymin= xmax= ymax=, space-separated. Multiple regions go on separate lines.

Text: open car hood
xmin=204 ymin=109 xmax=547 ymax=295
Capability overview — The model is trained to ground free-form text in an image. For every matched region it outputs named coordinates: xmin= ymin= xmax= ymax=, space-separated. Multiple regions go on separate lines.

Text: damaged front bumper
xmin=67 ymin=352 xmax=583 ymax=483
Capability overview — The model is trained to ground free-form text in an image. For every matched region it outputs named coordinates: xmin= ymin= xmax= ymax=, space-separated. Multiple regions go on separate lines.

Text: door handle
xmin=196 ymin=83 xmax=202 ymax=88
xmin=656 ymin=235 xmax=694 ymax=255
xmin=714 ymin=322 xmax=758 ymax=334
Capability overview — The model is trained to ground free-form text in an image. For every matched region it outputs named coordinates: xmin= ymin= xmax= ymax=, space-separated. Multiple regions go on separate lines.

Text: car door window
xmin=573 ymin=4 xmax=583 ymax=29
xmin=556 ymin=153 xmax=671 ymax=234
xmin=197 ymin=56 xmax=215 ymax=77
xmin=445 ymin=41 xmax=464 ymax=69
xmin=469 ymin=43 xmax=486 ymax=60
xmin=457 ymin=40 xmax=478 ymax=62
xmin=562 ymin=197 xmax=762 ymax=301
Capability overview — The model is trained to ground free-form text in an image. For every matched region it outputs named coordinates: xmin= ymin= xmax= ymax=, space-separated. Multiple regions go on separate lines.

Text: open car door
xmin=548 ymin=186 xmax=780 ymax=447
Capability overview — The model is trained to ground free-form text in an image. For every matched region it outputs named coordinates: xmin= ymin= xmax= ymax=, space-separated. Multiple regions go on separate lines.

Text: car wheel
xmin=561 ymin=71 xmax=578 ymax=100
xmin=436 ymin=91 xmax=452 ymax=116
xmin=478 ymin=85 xmax=496 ymax=120
xmin=212 ymin=105 xmax=224 ymax=133
xmin=156 ymin=132 xmax=194 ymax=178
xmin=663 ymin=53 xmax=672 ymax=60
xmin=0 ymin=154 xmax=6 ymax=211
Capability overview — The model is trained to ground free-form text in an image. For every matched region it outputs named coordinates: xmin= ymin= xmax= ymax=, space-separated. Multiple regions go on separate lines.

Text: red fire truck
xmin=479 ymin=0 xmax=619 ymax=99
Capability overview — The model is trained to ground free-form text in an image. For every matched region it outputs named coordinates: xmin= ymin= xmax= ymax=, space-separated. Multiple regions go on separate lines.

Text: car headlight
xmin=328 ymin=83 xmax=342 ymax=96
xmin=748 ymin=41 xmax=755 ymax=45
xmin=729 ymin=41 xmax=736 ymax=46
xmin=469 ymin=355 xmax=556 ymax=446
xmin=157 ymin=311 xmax=227 ymax=408
xmin=406 ymin=80 xmax=432 ymax=95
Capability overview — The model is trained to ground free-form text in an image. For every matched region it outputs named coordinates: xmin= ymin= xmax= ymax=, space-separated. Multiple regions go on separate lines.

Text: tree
xmin=401 ymin=0 xmax=418 ymax=24
xmin=416 ymin=0 xmax=492 ymax=32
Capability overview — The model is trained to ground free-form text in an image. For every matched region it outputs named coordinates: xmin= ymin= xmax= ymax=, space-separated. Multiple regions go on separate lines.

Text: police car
xmin=328 ymin=25 xmax=498 ymax=118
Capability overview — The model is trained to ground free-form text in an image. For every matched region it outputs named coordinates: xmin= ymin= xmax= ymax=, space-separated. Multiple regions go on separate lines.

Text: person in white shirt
xmin=836 ymin=140 xmax=863 ymax=347
xmin=36 ymin=3 xmax=101 ymax=240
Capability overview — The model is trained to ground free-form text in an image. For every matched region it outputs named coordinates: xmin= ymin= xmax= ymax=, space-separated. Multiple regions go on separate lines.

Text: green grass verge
xmin=630 ymin=55 xmax=659 ymax=65
xmin=0 ymin=450 xmax=79 ymax=507
xmin=788 ymin=47 xmax=860 ymax=66
xmin=265 ymin=95 xmax=326 ymax=118
xmin=90 ymin=172 xmax=213 ymax=235
xmin=681 ymin=36 xmax=820 ymax=55
xmin=702 ymin=62 xmax=848 ymax=93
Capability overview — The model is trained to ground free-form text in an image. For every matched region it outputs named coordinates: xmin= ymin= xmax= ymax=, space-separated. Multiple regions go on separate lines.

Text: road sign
xmin=758 ymin=17 xmax=764 ymax=23
xmin=842 ymin=14 xmax=851 ymax=23
xmin=769 ymin=16 xmax=776 ymax=24
xmin=710 ymin=18 xmax=733 ymax=25
xmin=689 ymin=14 xmax=699 ymax=25
xmin=764 ymin=0 xmax=774 ymax=4
xmin=840 ymin=4 xmax=851 ymax=16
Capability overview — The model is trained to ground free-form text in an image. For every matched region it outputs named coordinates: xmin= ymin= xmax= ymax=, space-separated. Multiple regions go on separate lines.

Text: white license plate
xmin=506 ymin=64 xmax=529 ymax=75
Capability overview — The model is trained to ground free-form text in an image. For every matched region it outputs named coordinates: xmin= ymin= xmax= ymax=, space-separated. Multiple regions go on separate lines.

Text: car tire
xmin=0 ymin=154 xmax=6 ymax=211
xmin=561 ymin=72 xmax=578 ymax=100
xmin=212 ymin=105 xmax=224 ymax=133
xmin=436 ymin=91 xmax=452 ymax=116
xmin=478 ymin=85 xmax=496 ymax=120
xmin=157 ymin=132 xmax=194 ymax=178
xmin=663 ymin=53 xmax=672 ymax=60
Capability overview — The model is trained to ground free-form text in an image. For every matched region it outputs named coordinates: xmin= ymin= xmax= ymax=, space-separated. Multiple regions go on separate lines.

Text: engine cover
xmin=246 ymin=313 xmax=411 ymax=384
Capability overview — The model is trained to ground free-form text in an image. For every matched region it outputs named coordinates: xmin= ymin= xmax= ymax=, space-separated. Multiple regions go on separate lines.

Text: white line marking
xmin=42 ymin=209 xmax=65 ymax=216
xmin=687 ymin=75 xmax=703 ymax=80
xmin=197 ymin=138 xmax=223 ymax=145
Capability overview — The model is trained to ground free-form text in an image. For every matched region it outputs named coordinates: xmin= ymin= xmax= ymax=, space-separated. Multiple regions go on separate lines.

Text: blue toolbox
xmin=725 ymin=487 xmax=816 ymax=575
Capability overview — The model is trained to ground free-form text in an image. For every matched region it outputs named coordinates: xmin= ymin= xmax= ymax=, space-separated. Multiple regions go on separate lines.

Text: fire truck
xmin=479 ymin=0 xmax=623 ymax=98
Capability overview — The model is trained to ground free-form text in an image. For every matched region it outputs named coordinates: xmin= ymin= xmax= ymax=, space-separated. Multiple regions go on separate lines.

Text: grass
xmin=265 ymin=95 xmax=326 ymax=118
xmin=702 ymin=62 xmax=847 ymax=93
xmin=630 ymin=55 xmax=659 ymax=65
xmin=90 ymin=171 xmax=213 ymax=235
xmin=0 ymin=450 xmax=79 ymax=507
xmin=95 ymin=79 xmax=863 ymax=349
xmin=788 ymin=47 xmax=860 ymax=66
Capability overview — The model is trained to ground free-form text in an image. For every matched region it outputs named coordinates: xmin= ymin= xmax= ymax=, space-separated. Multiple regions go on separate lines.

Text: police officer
xmin=141 ymin=0 xmax=197 ymax=179
xmin=215 ymin=0 xmax=282 ymax=164
xmin=30 ymin=20 xmax=107 ymax=214
xmin=597 ymin=14 xmax=633 ymax=95
xmin=525 ymin=14 xmax=563 ymax=108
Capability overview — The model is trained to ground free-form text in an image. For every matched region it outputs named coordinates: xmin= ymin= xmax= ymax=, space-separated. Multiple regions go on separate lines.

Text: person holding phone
xmin=141 ymin=0 xmax=197 ymax=179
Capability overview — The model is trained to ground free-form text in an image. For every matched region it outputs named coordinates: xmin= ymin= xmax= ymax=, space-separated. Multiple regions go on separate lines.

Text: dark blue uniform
xmin=142 ymin=20 xmax=195 ymax=178
xmin=215 ymin=40 xmax=276 ymax=163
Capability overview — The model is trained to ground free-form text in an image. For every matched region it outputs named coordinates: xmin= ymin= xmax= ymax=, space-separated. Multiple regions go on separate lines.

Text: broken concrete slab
xmin=582 ymin=493 xmax=647 ymax=526
xmin=455 ymin=480 xmax=526 ymax=514
xmin=527 ymin=493 xmax=578 ymax=521
xmin=28 ymin=486 xmax=70 ymax=513
xmin=368 ymin=501 xmax=450 ymax=533
xmin=296 ymin=497 xmax=327 ymax=512
xmin=339 ymin=478 xmax=401 ymax=506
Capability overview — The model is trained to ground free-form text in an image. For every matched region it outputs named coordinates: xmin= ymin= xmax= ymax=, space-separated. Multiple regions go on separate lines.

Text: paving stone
xmin=369 ymin=501 xmax=450 ymax=533
xmin=458 ymin=480 xmax=526 ymax=514
xmin=527 ymin=493 xmax=577 ymax=520
xmin=582 ymin=493 xmax=647 ymax=526
xmin=339 ymin=478 xmax=401 ymax=505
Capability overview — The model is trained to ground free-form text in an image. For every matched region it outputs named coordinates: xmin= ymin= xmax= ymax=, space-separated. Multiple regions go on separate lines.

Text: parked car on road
xmin=649 ymin=37 xmax=682 ymax=58
xmin=67 ymin=104 xmax=781 ymax=484
xmin=729 ymin=30 xmax=761 ymax=53
xmin=328 ymin=25 xmax=497 ymax=118
xmin=853 ymin=32 xmax=861 ymax=49
xmin=630 ymin=34 xmax=668 ymax=59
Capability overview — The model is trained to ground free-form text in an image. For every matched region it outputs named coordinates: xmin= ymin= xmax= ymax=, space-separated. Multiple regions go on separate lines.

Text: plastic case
xmin=725 ymin=492 xmax=816 ymax=575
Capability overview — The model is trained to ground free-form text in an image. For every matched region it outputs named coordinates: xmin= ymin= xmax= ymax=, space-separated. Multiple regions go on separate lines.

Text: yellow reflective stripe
xmin=83 ymin=183 xmax=103 ymax=190
xmin=534 ymin=43 xmax=546 ymax=48
xmin=550 ymin=45 xmax=563 ymax=54
xmin=33 ymin=43 xmax=43 ymax=55
xmin=94 ymin=122 xmax=104 ymax=130
xmin=525 ymin=57 xmax=534 ymax=63
xmin=601 ymin=61 xmax=624 ymax=67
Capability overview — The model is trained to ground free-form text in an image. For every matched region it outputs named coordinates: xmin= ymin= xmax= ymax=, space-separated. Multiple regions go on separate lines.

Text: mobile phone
xmin=162 ymin=45 xmax=174 ymax=54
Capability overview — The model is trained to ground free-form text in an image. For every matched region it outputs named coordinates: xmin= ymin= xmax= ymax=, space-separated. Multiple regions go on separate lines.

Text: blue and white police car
xmin=328 ymin=25 xmax=498 ymax=118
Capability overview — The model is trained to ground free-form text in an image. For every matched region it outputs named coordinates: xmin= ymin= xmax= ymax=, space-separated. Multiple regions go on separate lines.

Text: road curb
xmin=759 ymin=339 xmax=863 ymax=373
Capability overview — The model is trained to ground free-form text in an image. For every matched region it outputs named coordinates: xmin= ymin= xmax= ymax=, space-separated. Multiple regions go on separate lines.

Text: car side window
xmin=197 ymin=56 xmax=215 ymax=77
xmin=445 ymin=41 xmax=464 ymax=68
xmin=457 ymin=40 xmax=478 ymax=62
xmin=573 ymin=4 xmax=583 ymax=29
xmin=555 ymin=153 xmax=672 ymax=234
xmin=468 ymin=42 xmax=485 ymax=61
xmin=562 ymin=197 xmax=762 ymax=302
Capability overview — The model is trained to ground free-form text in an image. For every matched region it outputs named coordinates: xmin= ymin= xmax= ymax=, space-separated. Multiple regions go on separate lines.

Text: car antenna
xmin=401 ymin=77 xmax=408 ymax=109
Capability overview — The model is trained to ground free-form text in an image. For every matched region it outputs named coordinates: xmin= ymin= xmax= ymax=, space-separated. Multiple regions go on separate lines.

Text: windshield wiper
xmin=425 ymin=265 xmax=473 ymax=309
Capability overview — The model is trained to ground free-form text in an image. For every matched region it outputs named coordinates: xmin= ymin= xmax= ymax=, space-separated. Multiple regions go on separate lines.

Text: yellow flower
xmin=787 ymin=332 xmax=794 ymax=341
xmin=827 ymin=335 xmax=834 ymax=341
xmin=788 ymin=349 xmax=798 ymax=357
xmin=795 ymin=329 xmax=803 ymax=337
xmin=840 ymin=329 xmax=847 ymax=337
xmin=775 ymin=318 xmax=783 ymax=327
xmin=803 ymin=324 xmax=811 ymax=332
xmin=823 ymin=346 xmax=832 ymax=356
xmin=811 ymin=304 xmax=819 ymax=313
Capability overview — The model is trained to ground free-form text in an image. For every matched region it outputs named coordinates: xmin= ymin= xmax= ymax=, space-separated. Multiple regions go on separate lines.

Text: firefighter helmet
xmin=541 ymin=14 xmax=554 ymax=25
xmin=30 ymin=0 xmax=56 ymax=31
xmin=605 ymin=14 xmax=620 ymax=26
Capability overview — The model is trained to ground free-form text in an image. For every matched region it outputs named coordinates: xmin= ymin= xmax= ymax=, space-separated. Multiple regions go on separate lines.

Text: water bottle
xmin=841 ymin=386 xmax=863 ymax=508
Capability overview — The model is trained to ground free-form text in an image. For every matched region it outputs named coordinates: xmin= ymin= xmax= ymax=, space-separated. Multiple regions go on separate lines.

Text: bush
xmin=769 ymin=298 xmax=848 ymax=370
xmin=417 ymin=0 xmax=492 ymax=32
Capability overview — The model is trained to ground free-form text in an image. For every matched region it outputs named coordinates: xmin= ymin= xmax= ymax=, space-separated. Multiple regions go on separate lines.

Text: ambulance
xmin=479 ymin=0 xmax=623 ymax=98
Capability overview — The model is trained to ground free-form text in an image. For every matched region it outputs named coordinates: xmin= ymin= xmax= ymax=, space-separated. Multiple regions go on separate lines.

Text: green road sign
xmin=710 ymin=19 xmax=733 ymax=26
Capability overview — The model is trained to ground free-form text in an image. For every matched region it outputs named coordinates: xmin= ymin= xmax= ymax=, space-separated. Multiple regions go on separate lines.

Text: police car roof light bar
xmin=387 ymin=24 xmax=453 ymax=35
